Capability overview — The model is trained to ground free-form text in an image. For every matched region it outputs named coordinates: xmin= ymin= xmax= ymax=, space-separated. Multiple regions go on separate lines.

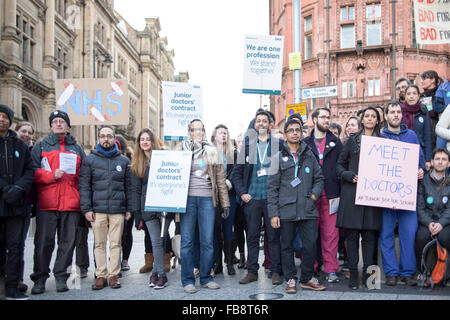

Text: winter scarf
xmin=182 ymin=138 xmax=220 ymax=165
xmin=401 ymin=101 xmax=420 ymax=130
xmin=96 ymin=143 xmax=118 ymax=158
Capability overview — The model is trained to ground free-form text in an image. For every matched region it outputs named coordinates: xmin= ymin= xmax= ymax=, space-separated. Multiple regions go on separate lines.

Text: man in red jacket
xmin=30 ymin=110 xmax=86 ymax=294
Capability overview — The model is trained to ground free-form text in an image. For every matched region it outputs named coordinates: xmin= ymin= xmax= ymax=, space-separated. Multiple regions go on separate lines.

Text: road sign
xmin=302 ymin=85 xmax=338 ymax=99
xmin=286 ymin=102 xmax=308 ymax=124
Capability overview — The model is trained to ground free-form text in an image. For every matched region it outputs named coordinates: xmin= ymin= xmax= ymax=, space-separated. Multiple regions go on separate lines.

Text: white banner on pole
xmin=243 ymin=35 xmax=284 ymax=95
xmin=413 ymin=0 xmax=450 ymax=45
xmin=144 ymin=150 xmax=192 ymax=213
xmin=162 ymin=81 xmax=203 ymax=141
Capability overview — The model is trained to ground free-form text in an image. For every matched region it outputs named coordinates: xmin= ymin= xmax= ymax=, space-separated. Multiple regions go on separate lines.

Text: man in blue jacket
xmin=232 ymin=110 xmax=283 ymax=285
xmin=380 ymin=101 xmax=425 ymax=286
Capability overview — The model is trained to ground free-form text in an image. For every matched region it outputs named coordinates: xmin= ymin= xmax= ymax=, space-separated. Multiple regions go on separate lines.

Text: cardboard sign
xmin=55 ymin=79 xmax=129 ymax=125
xmin=162 ymin=81 xmax=203 ymax=141
xmin=413 ymin=0 xmax=450 ymax=45
xmin=144 ymin=150 xmax=192 ymax=213
xmin=355 ymin=135 xmax=420 ymax=211
xmin=243 ymin=34 xmax=284 ymax=95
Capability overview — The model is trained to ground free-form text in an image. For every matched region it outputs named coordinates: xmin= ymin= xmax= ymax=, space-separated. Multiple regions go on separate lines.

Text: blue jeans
xmin=180 ymin=196 xmax=215 ymax=287
xmin=380 ymin=208 xmax=418 ymax=277
xmin=436 ymin=135 xmax=447 ymax=149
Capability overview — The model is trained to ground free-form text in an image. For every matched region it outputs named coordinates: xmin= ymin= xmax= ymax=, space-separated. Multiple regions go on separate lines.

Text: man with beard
xmin=79 ymin=126 xmax=131 ymax=290
xmin=303 ymin=107 xmax=343 ymax=283
xmin=395 ymin=78 xmax=410 ymax=105
xmin=232 ymin=110 xmax=283 ymax=285
xmin=380 ymin=102 xmax=425 ymax=286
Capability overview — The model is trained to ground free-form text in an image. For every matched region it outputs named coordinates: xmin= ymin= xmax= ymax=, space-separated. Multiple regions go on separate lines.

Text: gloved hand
xmin=2 ymin=184 xmax=24 ymax=204
xmin=221 ymin=207 xmax=230 ymax=219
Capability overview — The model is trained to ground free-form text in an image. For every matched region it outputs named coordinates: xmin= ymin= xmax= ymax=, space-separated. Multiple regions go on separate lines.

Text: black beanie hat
xmin=49 ymin=110 xmax=71 ymax=128
xmin=0 ymin=104 xmax=14 ymax=126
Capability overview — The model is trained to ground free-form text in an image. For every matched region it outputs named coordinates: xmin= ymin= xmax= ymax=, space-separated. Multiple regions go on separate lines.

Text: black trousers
xmin=244 ymin=199 xmax=281 ymax=274
xmin=75 ymin=221 xmax=89 ymax=270
xmin=234 ymin=203 xmax=247 ymax=253
xmin=280 ymin=219 xmax=317 ymax=283
xmin=346 ymin=229 xmax=377 ymax=275
xmin=415 ymin=224 xmax=450 ymax=270
xmin=0 ymin=216 xmax=25 ymax=288
xmin=30 ymin=211 xmax=80 ymax=282
xmin=121 ymin=216 xmax=134 ymax=260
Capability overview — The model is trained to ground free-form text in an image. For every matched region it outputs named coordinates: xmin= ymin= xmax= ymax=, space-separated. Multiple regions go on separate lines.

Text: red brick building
xmin=269 ymin=0 xmax=449 ymax=127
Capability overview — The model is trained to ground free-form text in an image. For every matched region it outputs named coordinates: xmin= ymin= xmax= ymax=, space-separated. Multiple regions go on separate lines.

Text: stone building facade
xmin=269 ymin=0 xmax=449 ymax=127
xmin=0 ymin=0 xmax=183 ymax=149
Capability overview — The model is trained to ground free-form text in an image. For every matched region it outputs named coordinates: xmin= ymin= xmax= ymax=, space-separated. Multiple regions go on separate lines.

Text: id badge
xmin=290 ymin=177 xmax=301 ymax=188
xmin=257 ymin=169 xmax=267 ymax=177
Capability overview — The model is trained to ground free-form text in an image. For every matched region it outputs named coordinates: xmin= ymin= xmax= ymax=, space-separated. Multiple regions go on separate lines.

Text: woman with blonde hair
xmin=210 ymin=124 xmax=238 ymax=275
xmin=130 ymin=128 xmax=168 ymax=289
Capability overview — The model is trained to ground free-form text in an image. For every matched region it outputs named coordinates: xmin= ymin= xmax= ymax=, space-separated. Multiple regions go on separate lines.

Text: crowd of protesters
xmin=0 ymin=70 xmax=449 ymax=299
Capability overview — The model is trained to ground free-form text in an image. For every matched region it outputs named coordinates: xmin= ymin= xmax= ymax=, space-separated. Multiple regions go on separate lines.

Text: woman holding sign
xmin=336 ymin=107 xmax=383 ymax=290
xmin=130 ymin=128 xmax=169 ymax=290
xmin=180 ymin=119 xmax=230 ymax=294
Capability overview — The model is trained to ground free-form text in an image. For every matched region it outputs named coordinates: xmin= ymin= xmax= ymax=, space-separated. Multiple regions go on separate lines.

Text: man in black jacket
xmin=79 ymin=126 xmax=131 ymax=290
xmin=416 ymin=148 xmax=450 ymax=268
xmin=0 ymin=104 xmax=34 ymax=300
xmin=232 ymin=110 xmax=283 ymax=285
xmin=268 ymin=119 xmax=326 ymax=293
xmin=303 ymin=107 xmax=343 ymax=283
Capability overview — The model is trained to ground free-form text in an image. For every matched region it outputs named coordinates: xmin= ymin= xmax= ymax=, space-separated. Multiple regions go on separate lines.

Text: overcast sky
xmin=114 ymin=0 xmax=270 ymax=140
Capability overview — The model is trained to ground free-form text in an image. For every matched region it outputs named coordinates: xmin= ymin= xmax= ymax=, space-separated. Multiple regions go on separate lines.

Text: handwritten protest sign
xmin=162 ymin=81 xmax=203 ymax=141
xmin=55 ymin=79 xmax=129 ymax=125
xmin=355 ymin=135 xmax=420 ymax=211
xmin=413 ymin=0 xmax=450 ymax=45
xmin=144 ymin=150 xmax=192 ymax=213
xmin=243 ymin=35 xmax=284 ymax=95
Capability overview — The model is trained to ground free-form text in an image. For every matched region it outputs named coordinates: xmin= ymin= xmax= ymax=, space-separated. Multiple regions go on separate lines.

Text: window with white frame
xmin=366 ymin=3 xmax=382 ymax=46
xmin=341 ymin=24 xmax=355 ymax=48
xmin=341 ymin=6 xmax=355 ymax=21
xmin=304 ymin=15 xmax=313 ymax=59
xmin=366 ymin=3 xmax=381 ymax=19
xmin=367 ymin=79 xmax=381 ymax=96
xmin=342 ymin=81 xmax=355 ymax=98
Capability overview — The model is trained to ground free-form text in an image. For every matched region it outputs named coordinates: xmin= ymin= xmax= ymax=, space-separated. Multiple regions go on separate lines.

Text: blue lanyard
xmin=257 ymin=141 xmax=269 ymax=165
xmin=291 ymin=152 xmax=299 ymax=178
xmin=313 ymin=137 xmax=324 ymax=160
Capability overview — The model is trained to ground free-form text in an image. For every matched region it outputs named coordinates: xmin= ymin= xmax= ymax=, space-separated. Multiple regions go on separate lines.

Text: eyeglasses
xmin=51 ymin=119 xmax=66 ymax=125
xmin=189 ymin=128 xmax=204 ymax=133
xmin=99 ymin=134 xmax=114 ymax=139
xmin=285 ymin=128 xmax=302 ymax=134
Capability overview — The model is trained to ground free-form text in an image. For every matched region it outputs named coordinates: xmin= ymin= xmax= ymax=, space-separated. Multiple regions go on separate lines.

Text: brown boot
xmin=92 ymin=277 xmax=108 ymax=290
xmin=109 ymin=275 xmax=121 ymax=289
xmin=139 ymin=253 xmax=154 ymax=273
xmin=164 ymin=253 xmax=172 ymax=273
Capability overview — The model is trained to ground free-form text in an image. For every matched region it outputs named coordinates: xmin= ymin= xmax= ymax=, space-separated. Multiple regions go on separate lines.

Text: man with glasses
xmin=30 ymin=110 xmax=86 ymax=294
xmin=395 ymin=78 xmax=411 ymax=105
xmin=268 ymin=119 xmax=326 ymax=293
xmin=303 ymin=107 xmax=343 ymax=283
xmin=79 ymin=126 xmax=131 ymax=290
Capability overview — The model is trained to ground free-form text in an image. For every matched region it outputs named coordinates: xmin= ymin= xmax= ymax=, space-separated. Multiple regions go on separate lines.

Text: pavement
xmin=20 ymin=229 xmax=450 ymax=301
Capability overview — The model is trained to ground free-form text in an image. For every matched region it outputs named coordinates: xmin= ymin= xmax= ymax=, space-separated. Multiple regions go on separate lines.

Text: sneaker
xmin=300 ymin=277 xmax=326 ymax=291
xmin=149 ymin=273 xmax=158 ymax=287
xmin=183 ymin=284 xmax=198 ymax=294
xmin=385 ymin=275 xmax=398 ymax=286
xmin=272 ymin=273 xmax=282 ymax=285
xmin=400 ymin=276 xmax=417 ymax=286
xmin=326 ymin=272 xmax=339 ymax=283
xmin=5 ymin=287 xmax=30 ymax=300
xmin=239 ymin=273 xmax=258 ymax=284
xmin=121 ymin=260 xmax=130 ymax=271
xmin=31 ymin=279 xmax=46 ymax=295
xmin=193 ymin=268 xmax=200 ymax=278
xmin=154 ymin=274 xmax=168 ymax=289
xmin=201 ymin=281 xmax=220 ymax=289
xmin=285 ymin=279 xmax=297 ymax=294
xmin=55 ymin=279 xmax=69 ymax=292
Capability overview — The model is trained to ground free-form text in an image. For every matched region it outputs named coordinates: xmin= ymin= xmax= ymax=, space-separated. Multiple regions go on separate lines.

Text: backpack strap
xmin=419 ymin=237 xmax=437 ymax=288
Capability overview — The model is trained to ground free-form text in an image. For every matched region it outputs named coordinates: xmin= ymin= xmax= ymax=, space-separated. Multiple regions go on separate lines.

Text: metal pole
xmin=391 ymin=0 xmax=397 ymax=100
xmin=293 ymin=0 xmax=302 ymax=104
xmin=326 ymin=0 xmax=330 ymax=108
